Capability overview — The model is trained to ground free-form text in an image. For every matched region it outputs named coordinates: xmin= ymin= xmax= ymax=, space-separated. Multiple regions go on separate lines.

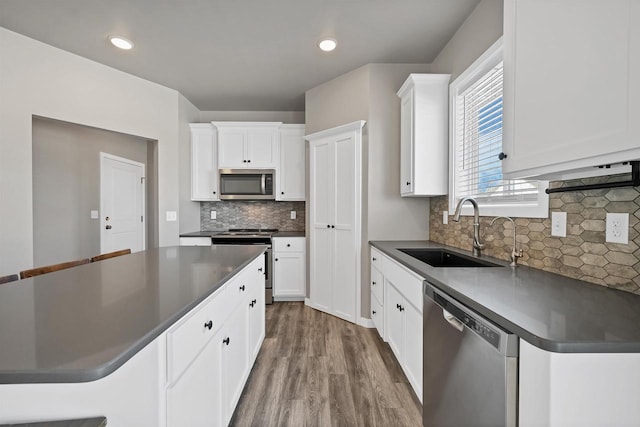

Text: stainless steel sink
xmin=398 ymin=248 xmax=502 ymax=268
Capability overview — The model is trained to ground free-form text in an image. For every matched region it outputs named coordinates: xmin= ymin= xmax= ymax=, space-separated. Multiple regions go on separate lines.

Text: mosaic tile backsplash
xmin=430 ymin=174 xmax=640 ymax=295
xmin=200 ymin=201 xmax=305 ymax=231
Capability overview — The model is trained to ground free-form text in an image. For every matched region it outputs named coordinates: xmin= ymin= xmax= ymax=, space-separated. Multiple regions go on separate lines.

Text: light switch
xmin=551 ymin=212 xmax=567 ymax=237
xmin=90 ymin=210 xmax=99 ymax=219
xmin=166 ymin=211 xmax=177 ymax=222
xmin=290 ymin=211 xmax=297 ymax=220
xmin=210 ymin=210 xmax=217 ymax=220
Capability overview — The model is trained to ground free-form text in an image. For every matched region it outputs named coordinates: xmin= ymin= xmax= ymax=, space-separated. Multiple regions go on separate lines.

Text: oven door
xmin=219 ymin=169 xmax=275 ymax=200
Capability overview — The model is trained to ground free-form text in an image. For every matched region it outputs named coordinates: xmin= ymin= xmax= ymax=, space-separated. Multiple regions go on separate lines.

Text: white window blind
xmin=449 ymin=38 xmax=548 ymax=218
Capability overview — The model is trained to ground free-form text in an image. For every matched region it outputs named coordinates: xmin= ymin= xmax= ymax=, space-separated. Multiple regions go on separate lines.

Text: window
xmin=449 ymin=38 xmax=548 ymax=218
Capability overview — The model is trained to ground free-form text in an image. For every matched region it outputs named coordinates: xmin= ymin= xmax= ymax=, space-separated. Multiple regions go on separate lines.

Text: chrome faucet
xmin=452 ymin=197 xmax=485 ymax=257
xmin=489 ymin=216 xmax=524 ymax=267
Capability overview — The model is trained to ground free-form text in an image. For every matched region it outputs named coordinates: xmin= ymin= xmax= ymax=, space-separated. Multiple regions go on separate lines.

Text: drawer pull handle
xmin=204 ymin=320 xmax=213 ymax=330
xmin=396 ymin=304 xmax=401 ymax=310
xmin=223 ymin=337 xmax=230 ymax=345
xmin=240 ymin=285 xmax=245 ymax=291
xmin=249 ymin=301 xmax=254 ymax=308
xmin=399 ymin=305 xmax=405 ymax=312
xmin=252 ymin=299 xmax=257 ymax=305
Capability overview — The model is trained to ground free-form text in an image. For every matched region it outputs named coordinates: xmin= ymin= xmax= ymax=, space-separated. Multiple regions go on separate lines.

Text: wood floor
xmin=230 ymin=302 xmax=422 ymax=427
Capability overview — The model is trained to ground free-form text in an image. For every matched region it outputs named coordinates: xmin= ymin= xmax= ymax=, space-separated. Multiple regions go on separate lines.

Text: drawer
xmin=167 ymin=282 xmax=232 ymax=384
xmin=383 ymin=257 xmax=423 ymax=314
xmin=371 ymin=267 xmax=383 ymax=303
xmin=273 ymin=237 xmax=305 ymax=252
xmin=371 ymin=292 xmax=384 ymax=339
xmin=371 ymin=247 xmax=384 ymax=271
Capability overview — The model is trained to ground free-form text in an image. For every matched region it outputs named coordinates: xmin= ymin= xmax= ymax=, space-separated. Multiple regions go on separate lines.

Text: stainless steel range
xmin=211 ymin=228 xmax=275 ymax=304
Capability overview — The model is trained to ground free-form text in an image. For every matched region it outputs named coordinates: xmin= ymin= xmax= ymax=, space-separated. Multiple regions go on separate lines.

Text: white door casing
xmin=100 ymin=153 xmax=145 ymax=254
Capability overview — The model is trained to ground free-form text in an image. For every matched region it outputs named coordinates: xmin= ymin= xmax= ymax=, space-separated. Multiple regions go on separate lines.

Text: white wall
xmin=199 ymin=110 xmax=304 ymax=124
xmin=178 ymin=95 xmax=201 ymax=234
xmin=0 ymin=27 xmax=184 ymax=275
xmin=430 ymin=0 xmax=504 ymax=80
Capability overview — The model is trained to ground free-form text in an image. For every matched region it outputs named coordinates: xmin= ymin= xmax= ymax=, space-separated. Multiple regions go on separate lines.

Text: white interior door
xmin=100 ymin=153 xmax=145 ymax=254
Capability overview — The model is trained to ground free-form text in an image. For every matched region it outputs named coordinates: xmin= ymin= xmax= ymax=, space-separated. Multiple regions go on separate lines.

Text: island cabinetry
xmin=502 ymin=0 xmax=640 ymax=179
xmin=370 ymin=247 xmax=384 ymax=337
xmin=273 ymin=237 xmax=306 ymax=300
xmin=276 ymin=124 xmax=306 ymax=201
xmin=214 ymin=122 xmax=281 ymax=169
xmin=190 ymin=123 xmax=219 ymax=201
xmin=179 ymin=236 xmax=212 ymax=246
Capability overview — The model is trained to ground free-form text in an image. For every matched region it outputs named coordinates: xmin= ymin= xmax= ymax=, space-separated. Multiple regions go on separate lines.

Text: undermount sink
xmin=398 ymin=248 xmax=502 ymax=268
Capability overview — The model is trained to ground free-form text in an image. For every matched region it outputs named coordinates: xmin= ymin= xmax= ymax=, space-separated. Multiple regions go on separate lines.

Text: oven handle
xmin=261 ymin=174 xmax=266 ymax=195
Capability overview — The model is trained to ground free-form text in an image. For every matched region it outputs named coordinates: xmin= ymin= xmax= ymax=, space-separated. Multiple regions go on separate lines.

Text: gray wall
xmin=199 ymin=110 xmax=304 ymax=124
xmin=32 ymin=117 xmax=151 ymax=266
xmin=430 ymin=0 xmax=504 ymax=80
xmin=178 ymin=95 xmax=202 ymax=234
xmin=305 ymin=63 xmax=431 ymax=320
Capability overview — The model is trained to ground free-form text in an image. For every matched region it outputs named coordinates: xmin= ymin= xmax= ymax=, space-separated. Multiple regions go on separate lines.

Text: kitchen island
xmin=371 ymin=240 xmax=640 ymax=426
xmin=0 ymin=245 xmax=267 ymax=426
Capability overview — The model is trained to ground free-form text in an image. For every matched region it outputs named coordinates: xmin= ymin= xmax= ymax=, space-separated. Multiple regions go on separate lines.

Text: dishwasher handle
xmin=442 ymin=309 xmax=464 ymax=332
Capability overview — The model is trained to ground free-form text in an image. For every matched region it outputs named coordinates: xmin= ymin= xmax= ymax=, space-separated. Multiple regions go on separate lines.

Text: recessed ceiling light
xmin=318 ymin=38 xmax=337 ymax=52
xmin=109 ymin=36 xmax=134 ymax=50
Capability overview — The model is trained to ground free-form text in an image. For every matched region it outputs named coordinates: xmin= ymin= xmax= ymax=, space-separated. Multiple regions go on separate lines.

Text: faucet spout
xmin=489 ymin=216 xmax=523 ymax=267
xmin=452 ymin=197 xmax=485 ymax=257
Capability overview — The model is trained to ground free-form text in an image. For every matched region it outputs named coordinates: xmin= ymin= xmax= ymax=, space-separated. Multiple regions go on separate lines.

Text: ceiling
xmin=0 ymin=0 xmax=480 ymax=111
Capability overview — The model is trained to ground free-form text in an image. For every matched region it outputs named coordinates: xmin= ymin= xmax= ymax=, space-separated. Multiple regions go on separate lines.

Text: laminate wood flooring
xmin=230 ymin=302 xmax=422 ymax=427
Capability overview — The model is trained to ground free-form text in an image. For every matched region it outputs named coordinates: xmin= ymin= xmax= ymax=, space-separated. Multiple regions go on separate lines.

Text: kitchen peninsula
xmin=0 ymin=245 xmax=267 ymax=426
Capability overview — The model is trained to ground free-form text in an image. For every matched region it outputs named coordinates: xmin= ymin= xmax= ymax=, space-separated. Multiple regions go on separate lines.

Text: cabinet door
xmin=399 ymin=91 xmax=414 ymax=195
xmin=503 ymin=0 xmax=640 ymax=179
xmin=221 ymin=301 xmax=249 ymax=425
xmin=385 ymin=281 xmax=404 ymax=363
xmin=166 ymin=331 xmax=222 ymax=427
xmin=217 ymin=128 xmax=246 ymax=168
xmin=273 ymin=252 xmax=305 ymax=297
xmin=190 ymin=125 xmax=218 ymax=201
xmin=278 ymin=126 xmax=306 ymax=201
xmin=403 ymin=301 xmax=423 ymax=403
xmin=246 ymin=128 xmax=278 ymax=168
xmin=248 ymin=280 xmax=265 ymax=363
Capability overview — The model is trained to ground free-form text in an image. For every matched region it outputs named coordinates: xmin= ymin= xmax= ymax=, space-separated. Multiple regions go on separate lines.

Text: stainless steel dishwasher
xmin=423 ymin=281 xmax=518 ymax=427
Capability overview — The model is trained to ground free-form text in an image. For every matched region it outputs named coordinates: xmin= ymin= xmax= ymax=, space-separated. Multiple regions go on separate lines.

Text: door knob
xmin=105 ymin=225 xmax=112 ymax=230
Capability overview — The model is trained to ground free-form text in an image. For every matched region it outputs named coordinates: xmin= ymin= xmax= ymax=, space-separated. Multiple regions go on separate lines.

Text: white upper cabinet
xmin=214 ymin=122 xmax=281 ymax=169
xmin=396 ymin=74 xmax=450 ymax=196
xmin=189 ymin=124 xmax=219 ymax=201
xmin=502 ymin=0 xmax=640 ymax=180
xmin=277 ymin=124 xmax=306 ymax=201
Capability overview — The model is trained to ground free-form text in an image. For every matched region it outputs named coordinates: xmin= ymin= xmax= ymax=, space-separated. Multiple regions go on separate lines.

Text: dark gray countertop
xmin=0 ymin=246 xmax=266 ymax=384
xmin=0 ymin=417 xmax=106 ymax=426
xmin=370 ymin=240 xmax=640 ymax=353
xmin=180 ymin=231 xmax=305 ymax=238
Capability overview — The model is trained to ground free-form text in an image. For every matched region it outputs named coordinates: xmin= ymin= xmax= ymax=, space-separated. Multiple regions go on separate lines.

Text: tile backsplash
xmin=200 ymin=201 xmax=305 ymax=231
xmin=430 ymin=174 xmax=640 ymax=295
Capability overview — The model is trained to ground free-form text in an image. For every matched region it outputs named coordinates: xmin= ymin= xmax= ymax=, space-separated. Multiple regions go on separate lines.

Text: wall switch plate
xmin=90 ymin=210 xmax=99 ymax=219
xmin=606 ymin=213 xmax=629 ymax=244
xmin=210 ymin=210 xmax=217 ymax=220
xmin=166 ymin=211 xmax=177 ymax=222
xmin=442 ymin=211 xmax=448 ymax=225
xmin=290 ymin=211 xmax=297 ymax=220
xmin=551 ymin=212 xmax=567 ymax=237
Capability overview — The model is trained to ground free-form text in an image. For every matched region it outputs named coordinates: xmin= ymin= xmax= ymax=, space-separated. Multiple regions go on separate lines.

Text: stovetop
xmin=212 ymin=228 xmax=278 ymax=237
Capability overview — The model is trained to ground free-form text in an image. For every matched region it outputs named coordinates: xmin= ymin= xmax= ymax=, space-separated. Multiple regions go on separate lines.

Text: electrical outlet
xmin=606 ymin=213 xmax=629 ymax=244
xmin=290 ymin=211 xmax=297 ymax=220
xmin=210 ymin=210 xmax=217 ymax=220
xmin=443 ymin=211 xmax=448 ymax=225
xmin=90 ymin=210 xmax=99 ymax=219
xmin=166 ymin=211 xmax=177 ymax=222
xmin=551 ymin=212 xmax=567 ymax=237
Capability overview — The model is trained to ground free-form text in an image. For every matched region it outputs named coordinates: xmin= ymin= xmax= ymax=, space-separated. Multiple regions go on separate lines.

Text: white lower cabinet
xmin=273 ymin=237 xmax=306 ymax=300
xmin=248 ymin=267 xmax=266 ymax=363
xmin=370 ymin=245 xmax=423 ymax=403
xmin=179 ymin=236 xmax=212 ymax=246
xmin=221 ymin=300 xmax=249 ymax=426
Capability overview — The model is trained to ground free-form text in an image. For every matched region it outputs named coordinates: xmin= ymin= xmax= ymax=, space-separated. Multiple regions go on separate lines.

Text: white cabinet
xmin=248 ymin=271 xmax=265 ymax=362
xmin=502 ymin=0 xmax=640 ymax=180
xmin=220 ymin=297 xmax=249 ymax=426
xmin=308 ymin=121 xmax=365 ymax=324
xmin=214 ymin=122 xmax=281 ymax=169
xmin=273 ymin=237 xmax=306 ymax=300
xmin=277 ymin=124 xmax=306 ymax=201
xmin=179 ymin=236 xmax=212 ymax=246
xmin=189 ymin=123 xmax=219 ymax=201
xmin=370 ymin=245 xmax=423 ymax=403
xmin=396 ymin=74 xmax=450 ymax=196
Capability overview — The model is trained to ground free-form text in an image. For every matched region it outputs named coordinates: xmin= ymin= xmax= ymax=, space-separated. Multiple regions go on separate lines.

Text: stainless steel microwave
xmin=219 ymin=169 xmax=275 ymax=200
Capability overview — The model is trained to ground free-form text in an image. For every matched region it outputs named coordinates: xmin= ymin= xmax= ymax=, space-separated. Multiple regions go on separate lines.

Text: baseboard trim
xmin=304 ymin=298 xmax=312 ymax=306
xmin=273 ymin=296 xmax=305 ymax=302
xmin=358 ymin=317 xmax=375 ymax=328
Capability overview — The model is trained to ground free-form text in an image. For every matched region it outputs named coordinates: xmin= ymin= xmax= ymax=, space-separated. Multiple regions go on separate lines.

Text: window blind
xmin=453 ymin=61 xmax=539 ymax=204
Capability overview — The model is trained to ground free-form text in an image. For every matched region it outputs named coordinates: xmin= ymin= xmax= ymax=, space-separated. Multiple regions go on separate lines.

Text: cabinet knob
xmin=258 ymin=267 xmax=263 ymax=272
xmin=281 ymin=191 xmax=285 ymax=195
xmin=204 ymin=320 xmax=213 ymax=330
xmin=498 ymin=152 xmax=508 ymax=160
xmin=331 ymin=225 xmax=335 ymax=229
xmin=275 ymin=258 xmax=278 ymax=262
xmin=286 ymin=244 xmax=291 ymax=247
xmin=223 ymin=337 xmax=230 ymax=346
xmin=327 ymin=225 xmax=330 ymax=228
xmin=247 ymin=159 xmax=251 ymax=163
xmin=396 ymin=303 xmax=401 ymax=310
xmin=372 ymin=257 xmax=376 ymax=261
xmin=249 ymin=301 xmax=254 ymax=308
xmin=252 ymin=299 xmax=257 ymax=305
xmin=406 ymin=181 xmax=411 ymax=186
xmin=213 ymin=191 xmax=216 ymax=194
xmin=372 ymin=310 xmax=376 ymax=315
xmin=400 ymin=305 xmax=405 ymax=312
xmin=240 ymin=285 xmax=245 ymax=291
xmin=372 ymin=281 xmax=376 ymax=285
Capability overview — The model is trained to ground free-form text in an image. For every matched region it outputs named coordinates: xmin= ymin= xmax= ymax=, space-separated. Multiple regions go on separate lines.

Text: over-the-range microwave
xmin=219 ymin=169 xmax=275 ymax=200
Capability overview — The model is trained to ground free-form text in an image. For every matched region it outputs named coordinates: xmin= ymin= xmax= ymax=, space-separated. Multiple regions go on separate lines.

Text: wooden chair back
xmin=90 ymin=248 xmax=131 ymax=262
xmin=19 ymin=259 xmax=90 ymax=279
xmin=0 ymin=274 xmax=19 ymax=284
